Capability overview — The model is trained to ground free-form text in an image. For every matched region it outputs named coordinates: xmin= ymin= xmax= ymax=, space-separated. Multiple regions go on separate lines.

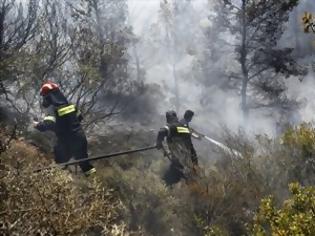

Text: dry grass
xmin=0 ymin=135 xmax=127 ymax=236
xmin=2 ymin=123 xmax=315 ymax=236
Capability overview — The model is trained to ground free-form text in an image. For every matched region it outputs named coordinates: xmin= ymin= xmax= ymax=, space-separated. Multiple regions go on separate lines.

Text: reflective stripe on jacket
xmin=37 ymin=104 xmax=82 ymax=138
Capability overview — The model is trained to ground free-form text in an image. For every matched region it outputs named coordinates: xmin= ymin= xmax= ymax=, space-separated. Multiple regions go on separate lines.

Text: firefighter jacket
xmin=35 ymin=90 xmax=83 ymax=140
xmin=179 ymin=118 xmax=190 ymax=128
xmin=156 ymin=121 xmax=198 ymax=166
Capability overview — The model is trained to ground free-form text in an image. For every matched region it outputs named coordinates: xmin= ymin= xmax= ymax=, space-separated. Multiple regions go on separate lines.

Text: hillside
xmin=2 ymin=122 xmax=315 ymax=235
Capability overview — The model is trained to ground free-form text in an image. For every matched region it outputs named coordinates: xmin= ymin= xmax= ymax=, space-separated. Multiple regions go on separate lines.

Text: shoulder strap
xmin=164 ymin=125 xmax=170 ymax=136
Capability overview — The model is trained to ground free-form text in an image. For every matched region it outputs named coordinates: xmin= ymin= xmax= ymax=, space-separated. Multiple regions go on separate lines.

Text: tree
xmin=208 ymin=0 xmax=303 ymax=120
xmin=0 ymin=0 xmax=38 ymax=109
xmin=14 ymin=0 xmax=74 ymax=115
xmin=158 ymin=0 xmax=200 ymax=113
xmin=56 ymin=0 xmax=135 ymax=129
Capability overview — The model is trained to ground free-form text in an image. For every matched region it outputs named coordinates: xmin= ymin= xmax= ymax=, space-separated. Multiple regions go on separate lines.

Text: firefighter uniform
xmin=180 ymin=109 xmax=202 ymax=140
xmin=180 ymin=109 xmax=194 ymax=128
xmin=156 ymin=111 xmax=198 ymax=185
xmin=35 ymin=82 xmax=95 ymax=176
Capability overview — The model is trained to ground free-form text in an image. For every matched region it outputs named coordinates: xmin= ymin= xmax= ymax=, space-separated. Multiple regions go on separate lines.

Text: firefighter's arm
xmin=34 ymin=109 xmax=56 ymax=132
xmin=156 ymin=128 xmax=168 ymax=149
xmin=76 ymin=107 xmax=83 ymax=122
xmin=190 ymin=128 xmax=203 ymax=140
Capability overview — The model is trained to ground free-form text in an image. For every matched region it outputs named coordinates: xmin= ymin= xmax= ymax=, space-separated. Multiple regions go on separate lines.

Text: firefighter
xmin=156 ymin=110 xmax=198 ymax=185
xmin=180 ymin=109 xmax=194 ymax=128
xmin=34 ymin=81 xmax=96 ymax=176
xmin=180 ymin=109 xmax=202 ymax=140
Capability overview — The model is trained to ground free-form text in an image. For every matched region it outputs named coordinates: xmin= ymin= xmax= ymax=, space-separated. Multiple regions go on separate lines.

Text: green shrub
xmin=252 ymin=183 xmax=315 ymax=236
xmin=281 ymin=123 xmax=315 ymax=157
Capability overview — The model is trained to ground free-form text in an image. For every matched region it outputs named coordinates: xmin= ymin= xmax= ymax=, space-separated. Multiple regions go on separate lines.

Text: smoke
xmin=127 ymin=0 xmax=209 ymax=118
xmin=281 ymin=0 xmax=315 ymax=125
xmin=127 ymin=0 xmax=276 ymax=137
xmin=126 ymin=0 xmax=315 ymax=138
xmin=286 ymin=71 xmax=315 ymax=123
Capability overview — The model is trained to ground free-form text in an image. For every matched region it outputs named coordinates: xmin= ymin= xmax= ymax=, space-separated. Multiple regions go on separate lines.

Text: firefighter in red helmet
xmin=34 ymin=81 xmax=96 ymax=176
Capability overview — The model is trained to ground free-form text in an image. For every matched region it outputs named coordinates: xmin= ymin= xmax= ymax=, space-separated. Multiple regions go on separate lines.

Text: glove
xmin=77 ymin=110 xmax=84 ymax=122
xmin=192 ymin=132 xmax=202 ymax=140
xmin=33 ymin=121 xmax=44 ymax=132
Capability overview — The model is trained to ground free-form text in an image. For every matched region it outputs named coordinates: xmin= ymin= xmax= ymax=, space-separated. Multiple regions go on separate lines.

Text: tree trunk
xmin=292 ymin=7 xmax=301 ymax=57
xmin=133 ymin=42 xmax=141 ymax=81
xmin=173 ymin=62 xmax=180 ymax=113
xmin=240 ymin=0 xmax=248 ymax=121
xmin=241 ymin=76 xmax=248 ymax=119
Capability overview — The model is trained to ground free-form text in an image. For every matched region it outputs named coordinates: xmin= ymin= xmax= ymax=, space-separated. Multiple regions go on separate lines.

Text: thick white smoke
xmin=127 ymin=0 xmax=315 ymax=138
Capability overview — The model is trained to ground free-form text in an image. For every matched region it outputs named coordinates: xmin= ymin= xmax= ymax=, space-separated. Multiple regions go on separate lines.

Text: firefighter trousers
xmin=54 ymin=130 xmax=94 ymax=173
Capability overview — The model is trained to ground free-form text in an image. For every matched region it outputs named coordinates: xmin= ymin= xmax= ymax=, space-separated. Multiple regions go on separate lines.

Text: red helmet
xmin=40 ymin=81 xmax=59 ymax=96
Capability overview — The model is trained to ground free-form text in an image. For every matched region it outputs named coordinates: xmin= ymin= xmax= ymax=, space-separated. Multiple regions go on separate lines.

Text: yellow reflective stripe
xmin=43 ymin=116 xmax=56 ymax=122
xmin=177 ymin=127 xmax=190 ymax=134
xmin=57 ymin=105 xmax=76 ymax=117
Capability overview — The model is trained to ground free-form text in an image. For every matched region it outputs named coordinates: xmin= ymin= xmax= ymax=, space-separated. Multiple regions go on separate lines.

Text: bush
xmin=194 ymin=124 xmax=315 ymax=235
xmin=252 ymin=182 xmax=315 ymax=236
xmin=0 ymin=138 xmax=125 ymax=235
xmin=255 ymin=123 xmax=315 ymax=197
xmin=3 ymin=123 xmax=315 ymax=235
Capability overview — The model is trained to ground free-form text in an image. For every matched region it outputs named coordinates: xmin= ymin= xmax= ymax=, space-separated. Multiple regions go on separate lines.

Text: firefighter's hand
xmin=33 ymin=121 xmax=39 ymax=127
xmin=192 ymin=133 xmax=202 ymax=140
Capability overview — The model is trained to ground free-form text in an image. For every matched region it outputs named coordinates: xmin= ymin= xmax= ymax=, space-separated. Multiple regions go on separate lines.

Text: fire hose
xmin=33 ymin=145 xmax=157 ymax=173
xmin=191 ymin=129 xmax=243 ymax=158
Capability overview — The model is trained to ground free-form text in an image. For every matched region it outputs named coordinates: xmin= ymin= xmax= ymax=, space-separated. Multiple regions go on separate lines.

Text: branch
xmin=248 ymin=66 xmax=270 ymax=80
xmin=0 ymin=123 xmax=17 ymax=154
xmin=0 ymin=82 xmax=23 ymax=114
xmin=67 ymin=73 xmax=86 ymax=102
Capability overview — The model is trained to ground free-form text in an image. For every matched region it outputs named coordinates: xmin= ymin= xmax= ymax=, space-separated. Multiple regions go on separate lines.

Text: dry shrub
xmin=188 ymin=163 xmax=265 ymax=235
xmin=0 ymin=138 xmax=126 ymax=236
xmin=3 ymin=123 xmax=315 ymax=236
xmin=254 ymin=123 xmax=315 ymax=199
xmin=90 ymin=124 xmax=315 ymax=236
xmin=101 ymin=163 xmax=185 ymax=236
xmin=92 ymin=128 xmax=267 ymax=236
xmin=183 ymin=128 xmax=267 ymax=236
xmin=197 ymin=123 xmax=315 ymax=235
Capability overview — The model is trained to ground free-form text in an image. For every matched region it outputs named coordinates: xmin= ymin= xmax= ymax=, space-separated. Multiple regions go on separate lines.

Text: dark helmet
xmin=166 ymin=110 xmax=178 ymax=123
xmin=184 ymin=110 xmax=194 ymax=121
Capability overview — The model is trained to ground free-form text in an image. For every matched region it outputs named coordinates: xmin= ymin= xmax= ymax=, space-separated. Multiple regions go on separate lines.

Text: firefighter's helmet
xmin=40 ymin=81 xmax=59 ymax=96
xmin=166 ymin=110 xmax=178 ymax=123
